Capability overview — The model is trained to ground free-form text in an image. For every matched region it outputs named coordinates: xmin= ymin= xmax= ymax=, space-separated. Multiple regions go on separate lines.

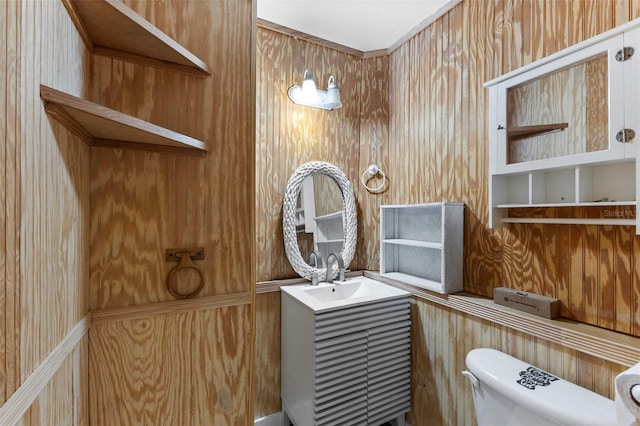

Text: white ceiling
xmin=257 ymin=0 xmax=455 ymax=52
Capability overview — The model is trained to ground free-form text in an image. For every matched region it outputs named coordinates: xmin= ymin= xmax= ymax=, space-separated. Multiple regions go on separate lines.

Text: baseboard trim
xmin=0 ymin=314 xmax=91 ymax=425
xmin=254 ymin=412 xmax=282 ymax=426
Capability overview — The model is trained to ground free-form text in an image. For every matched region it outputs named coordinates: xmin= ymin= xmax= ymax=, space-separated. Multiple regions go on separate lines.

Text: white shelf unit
xmin=314 ymin=211 xmax=344 ymax=262
xmin=380 ymin=202 xmax=464 ymax=294
xmin=295 ymin=176 xmax=317 ymax=233
xmin=486 ymin=19 xmax=640 ymax=233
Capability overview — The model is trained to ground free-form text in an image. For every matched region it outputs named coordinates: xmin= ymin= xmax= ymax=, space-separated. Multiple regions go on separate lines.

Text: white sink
xmin=281 ymin=276 xmax=409 ymax=312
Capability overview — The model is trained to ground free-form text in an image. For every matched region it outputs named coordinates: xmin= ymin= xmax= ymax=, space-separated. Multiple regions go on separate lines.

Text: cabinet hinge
xmin=616 ymin=129 xmax=636 ymax=143
xmin=616 ymin=47 xmax=634 ymax=62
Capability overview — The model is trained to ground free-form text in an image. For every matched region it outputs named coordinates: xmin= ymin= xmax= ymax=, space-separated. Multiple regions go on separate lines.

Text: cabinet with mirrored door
xmin=487 ymin=19 xmax=640 ymax=233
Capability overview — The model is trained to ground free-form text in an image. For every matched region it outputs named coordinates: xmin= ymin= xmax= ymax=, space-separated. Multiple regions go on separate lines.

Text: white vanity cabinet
xmin=281 ymin=291 xmax=411 ymax=426
xmin=486 ymin=19 xmax=640 ymax=232
xmin=380 ymin=202 xmax=464 ymax=294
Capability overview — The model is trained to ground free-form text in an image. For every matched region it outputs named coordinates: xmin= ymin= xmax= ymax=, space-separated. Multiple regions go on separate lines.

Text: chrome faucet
xmin=326 ymin=252 xmax=345 ymax=283
xmin=308 ymin=251 xmax=324 ymax=285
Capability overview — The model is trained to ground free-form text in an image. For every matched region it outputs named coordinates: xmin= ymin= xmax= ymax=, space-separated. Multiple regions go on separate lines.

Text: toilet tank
xmin=465 ymin=348 xmax=616 ymax=426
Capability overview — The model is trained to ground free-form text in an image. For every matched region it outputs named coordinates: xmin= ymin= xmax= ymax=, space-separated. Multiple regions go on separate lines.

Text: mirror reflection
xmin=507 ymin=53 xmax=608 ymax=164
xmin=283 ymin=161 xmax=356 ymax=283
xmin=295 ymin=174 xmax=344 ymax=265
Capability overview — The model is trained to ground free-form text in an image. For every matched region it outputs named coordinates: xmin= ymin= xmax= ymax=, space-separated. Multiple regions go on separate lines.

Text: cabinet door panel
xmin=496 ymin=34 xmax=625 ymax=174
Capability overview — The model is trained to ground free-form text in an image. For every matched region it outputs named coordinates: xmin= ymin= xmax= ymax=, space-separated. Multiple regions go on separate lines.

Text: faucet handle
xmin=308 ymin=250 xmax=324 ymax=267
xmin=326 ymin=252 xmax=345 ymax=282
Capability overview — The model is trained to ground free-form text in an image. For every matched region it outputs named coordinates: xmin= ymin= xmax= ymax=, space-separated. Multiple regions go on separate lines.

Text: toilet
xmin=463 ymin=348 xmax=617 ymax=426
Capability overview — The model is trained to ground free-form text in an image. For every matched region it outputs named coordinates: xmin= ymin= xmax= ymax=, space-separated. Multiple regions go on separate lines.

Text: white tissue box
xmin=493 ymin=287 xmax=560 ymax=319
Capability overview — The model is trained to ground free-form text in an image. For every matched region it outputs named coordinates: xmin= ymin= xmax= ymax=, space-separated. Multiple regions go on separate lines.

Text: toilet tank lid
xmin=465 ymin=348 xmax=616 ymax=426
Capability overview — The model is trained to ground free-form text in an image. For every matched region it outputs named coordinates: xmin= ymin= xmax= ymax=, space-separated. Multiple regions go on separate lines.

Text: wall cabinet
xmin=380 ymin=202 xmax=464 ymax=294
xmin=281 ymin=290 xmax=411 ymax=425
xmin=486 ymin=19 xmax=640 ymax=232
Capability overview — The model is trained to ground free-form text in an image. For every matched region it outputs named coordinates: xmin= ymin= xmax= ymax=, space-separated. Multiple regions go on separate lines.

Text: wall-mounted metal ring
xmin=166 ymin=251 xmax=204 ymax=299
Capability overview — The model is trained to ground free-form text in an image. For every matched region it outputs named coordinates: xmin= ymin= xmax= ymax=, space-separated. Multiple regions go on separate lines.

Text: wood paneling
xmin=1 ymin=0 xmax=91 ymax=421
xmin=408 ymin=297 xmax=628 ymax=426
xmin=90 ymin=305 xmax=251 ymax=425
xmin=19 ymin=336 xmax=88 ymax=426
xmin=255 ymin=27 xmax=363 ymax=282
xmin=356 ymin=56 xmax=389 ymax=269
xmin=253 ymin=291 xmax=281 ymax=419
xmin=88 ymin=0 xmax=255 ymax=424
xmin=90 ymin=0 xmax=255 ymax=308
xmin=1 ymin=0 xmax=21 ymax=403
xmin=383 ymin=0 xmax=640 ymax=336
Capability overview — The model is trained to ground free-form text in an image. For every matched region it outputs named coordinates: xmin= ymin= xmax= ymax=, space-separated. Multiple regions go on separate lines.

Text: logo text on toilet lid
xmin=517 ymin=366 xmax=559 ymax=390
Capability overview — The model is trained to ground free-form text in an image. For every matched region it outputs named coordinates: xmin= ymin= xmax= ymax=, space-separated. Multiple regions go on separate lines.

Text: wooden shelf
xmin=40 ymin=85 xmax=208 ymax=155
xmin=62 ymin=0 xmax=211 ymax=77
xmin=508 ymin=123 xmax=569 ymax=141
xmin=366 ymin=270 xmax=640 ymax=368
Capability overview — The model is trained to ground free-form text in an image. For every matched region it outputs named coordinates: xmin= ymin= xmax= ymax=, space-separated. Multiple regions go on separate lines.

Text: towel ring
xmin=166 ymin=251 xmax=204 ymax=299
xmin=361 ymin=164 xmax=386 ymax=192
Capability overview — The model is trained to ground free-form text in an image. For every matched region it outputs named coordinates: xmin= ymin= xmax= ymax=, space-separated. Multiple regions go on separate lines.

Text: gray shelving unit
xmin=380 ymin=202 xmax=464 ymax=294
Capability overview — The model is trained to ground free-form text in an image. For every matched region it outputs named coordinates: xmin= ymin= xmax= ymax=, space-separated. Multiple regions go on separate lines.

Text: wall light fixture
xmin=287 ymin=69 xmax=342 ymax=110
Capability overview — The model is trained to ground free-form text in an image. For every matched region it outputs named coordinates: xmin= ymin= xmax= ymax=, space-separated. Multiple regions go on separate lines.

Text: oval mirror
xmin=283 ymin=161 xmax=357 ymax=282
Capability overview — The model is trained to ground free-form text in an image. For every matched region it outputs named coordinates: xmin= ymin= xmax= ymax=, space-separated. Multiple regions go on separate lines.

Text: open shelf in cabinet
xmin=40 ymin=85 xmax=208 ymax=155
xmin=62 ymin=0 xmax=211 ymax=77
xmin=491 ymin=161 xmax=637 ymax=229
xmin=507 ymin=123 xmax=569 ymax=141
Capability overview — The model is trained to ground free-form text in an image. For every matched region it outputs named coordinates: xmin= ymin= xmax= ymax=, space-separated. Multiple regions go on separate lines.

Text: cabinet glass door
xmin=507 ymin=53 xmax=608 ymax=163
xmin=496 ymin=33 xmax=626 ymax=173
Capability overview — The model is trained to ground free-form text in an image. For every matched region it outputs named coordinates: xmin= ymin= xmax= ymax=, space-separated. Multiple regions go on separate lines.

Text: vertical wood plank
xmin=358 ymin=56 xmax=389 ymax=271
xmin=253 ymin=292 xmax=281 ymax=419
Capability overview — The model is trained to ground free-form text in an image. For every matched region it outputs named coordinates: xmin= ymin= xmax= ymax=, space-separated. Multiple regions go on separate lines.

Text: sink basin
xmin=281 ymin=276 xmax=409 ymax=312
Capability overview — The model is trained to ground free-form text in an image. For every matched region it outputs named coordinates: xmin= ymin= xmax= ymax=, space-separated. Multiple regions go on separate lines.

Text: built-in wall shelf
xmin=61 ymin=0 xmax=211 ymax=77
xmin=507 ymin=123 xmax=568 ymax=141
xmin=40 ymin=85 xmax=208 ymax=155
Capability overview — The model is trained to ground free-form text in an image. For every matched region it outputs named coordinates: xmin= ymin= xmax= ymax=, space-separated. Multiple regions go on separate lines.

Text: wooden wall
xmin=1 ymin=0 xmax=91 ymax=423
xmin=385 ymin=0 xmax=640 ymax=335
xmin=88 ymin=0 xmax=255 ymax=424
xmin=255 ymin=0 xmax=640 ymax=423
xmin=408 ymin=297 xmax=627 ymax=426
xmin=255 ymin=27 xmax=364 ymax=282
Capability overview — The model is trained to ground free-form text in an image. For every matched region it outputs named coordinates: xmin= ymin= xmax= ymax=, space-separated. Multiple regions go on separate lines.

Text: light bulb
xmin=325 ymin=75 xmax=342 ymax=108
xmin=301 ymin=69 xmax=318 ymax=103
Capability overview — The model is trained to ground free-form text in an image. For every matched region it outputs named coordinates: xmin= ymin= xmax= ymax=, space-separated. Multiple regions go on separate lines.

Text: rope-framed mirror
xmin=282 ymin=161 xmax=357 ymax=282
